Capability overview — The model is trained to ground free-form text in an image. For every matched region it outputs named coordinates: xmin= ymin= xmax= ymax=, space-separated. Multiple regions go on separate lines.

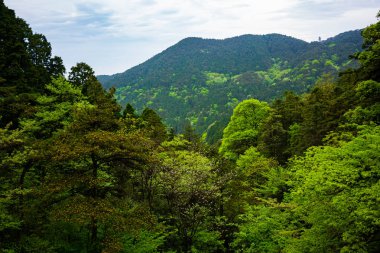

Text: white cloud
xmin=4 ymin=0 xmax=379 ymax=74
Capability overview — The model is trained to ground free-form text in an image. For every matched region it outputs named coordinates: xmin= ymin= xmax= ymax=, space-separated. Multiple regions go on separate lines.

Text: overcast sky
xmin=4 ymin=0 xmax=379 ymax=75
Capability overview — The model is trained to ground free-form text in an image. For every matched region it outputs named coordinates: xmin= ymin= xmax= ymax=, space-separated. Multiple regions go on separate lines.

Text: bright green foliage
xmin=285 ymin=126 xmax=380 ymax=252
xmin=219 ymin=99 xmax=270 ymax=160
xmin=230 ymin=16 xmax=380 ymax=253
xmin=232 ymin=146 xmax=280 ymax=210
xmin=158 ymin=137 xmax=220 ymax=252
xmin=231 ymin=156 xmax=290 ymax=252
xmin=232 ymin=127 xmax=379 ymax=253
xmin=236 ymin=147 xmax=278 ymax=187
xmin=257 ymin=114 xmax=288 ymax=162
xmin=205 ymin=72 xmax=229 ymax=85
xmin=232 ymin=204 xmax=289 ymax=253
xmin=122 ymin=230 xmax=166 ymax=253
xmin=191 ymin=230 xmax=224 ymax=253
xmin=20 ymin=76 xmax=89 ymax=138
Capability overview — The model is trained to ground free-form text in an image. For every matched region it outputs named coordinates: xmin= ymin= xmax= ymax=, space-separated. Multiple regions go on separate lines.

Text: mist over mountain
xmin=98 ymin=30 xmax=362 ymax=142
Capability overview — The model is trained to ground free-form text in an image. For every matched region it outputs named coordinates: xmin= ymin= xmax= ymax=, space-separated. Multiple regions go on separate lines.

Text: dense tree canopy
xmin=0 ymin=2 xmax=379 ymax=252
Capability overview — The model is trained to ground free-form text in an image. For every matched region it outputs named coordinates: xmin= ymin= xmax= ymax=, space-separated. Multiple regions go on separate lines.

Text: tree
xmin=183 ymin=120 xmax=199 ymax=143
xmin=232 ymin=203 xmax=289 ymax=253
xmin=0 ymin=72 xmax=153 ymax=252
xmin=236 ymin=147 xmax=279 ymax=191
xmin=48 ymin=56 xmax=65 ymax=77
xmin=257 ymin=114 xmax=288 ymax=163
xmin=157 ymin=137 xmax=220 ymax=252
xmin=0 ymin=1 xmax=64 ymax=128
xmin=256 ymin=91 xmax=303 ymax=162
xmin=285 ymin=126 xmax=380 ymax=252
xmin=272 ymin=91 xmax=303 ymax=130
xmin=293 ymin=77 xmax=340 ymax=154
xmin=141 ymin=108 xmax=167 ymax=144
xmin=219 ymin=99 xmax=270 ymax=160
xmin=41 ymin=79 xmax=155 ymax=252
xmin=353 ymin=13 xmax=380 ymax=82
xmin=0 ymin=76 xmax=87 ymax=252
xmin=68 ymin=62 xmax=96 ymax=95
xmin=123 ymin=103 xmax=137 ymax=119
xmin=0 ymin=125 xmax=25 ymax=252
xmin=333 ymin=15 xmax=380 ymax=126
xmin=20 ymin=76 xmax=87 ymax=139
xmin=27 ymin=34 xmax=52 ymax=67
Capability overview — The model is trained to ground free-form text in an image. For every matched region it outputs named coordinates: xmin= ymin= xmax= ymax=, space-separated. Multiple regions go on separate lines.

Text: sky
xmin=4 ymin=0 xmax=379 ymax=75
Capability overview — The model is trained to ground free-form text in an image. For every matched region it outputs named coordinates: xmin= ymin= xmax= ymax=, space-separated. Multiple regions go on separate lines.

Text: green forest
xmin=1 ymin=1 xmax=379 ymax=253
xmin=98 ymin=29 xmax=363 ymax=143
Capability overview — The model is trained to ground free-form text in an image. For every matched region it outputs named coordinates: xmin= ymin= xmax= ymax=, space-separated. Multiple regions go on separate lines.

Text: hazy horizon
xmin=5 ymin=0 xmax=379 ymax=75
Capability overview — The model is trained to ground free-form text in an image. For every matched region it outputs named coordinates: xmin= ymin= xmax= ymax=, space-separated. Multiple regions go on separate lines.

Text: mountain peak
xmin=98 ymin=30 xmax=362 ymax=143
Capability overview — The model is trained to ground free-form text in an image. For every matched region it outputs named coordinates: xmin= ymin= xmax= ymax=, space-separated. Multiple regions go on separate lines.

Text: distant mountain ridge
xmin=99 ymin=33 xmax=308 ymax=89
xmin=98 ymin=30 xmax=363 ymax=143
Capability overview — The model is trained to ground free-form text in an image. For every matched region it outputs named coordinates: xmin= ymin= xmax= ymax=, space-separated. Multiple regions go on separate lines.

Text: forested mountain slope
xmin=99 ymin=31 xmax=363 ymax=142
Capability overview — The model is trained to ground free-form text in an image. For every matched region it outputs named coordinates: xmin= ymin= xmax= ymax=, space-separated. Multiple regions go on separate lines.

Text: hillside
xmin=98 ymin=31 xmax=363 ymax=143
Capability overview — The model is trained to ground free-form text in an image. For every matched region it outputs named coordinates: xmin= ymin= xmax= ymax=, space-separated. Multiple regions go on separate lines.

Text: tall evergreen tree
xmin=0 ymin=0 xmax=64 ymax=128
xmin=141 ymin=108 xmax=167 ymax=144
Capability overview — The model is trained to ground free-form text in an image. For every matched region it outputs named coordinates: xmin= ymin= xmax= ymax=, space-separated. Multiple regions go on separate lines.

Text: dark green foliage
xmin=0 ymin=0 xmax=65 ymax=128
xmin=296 ymin=78 xmax=340 ymax=152
xmin=353 ymin=17 xmax=380 ymax=82
xmin=68 ymin=62 xmax=96 ymax=95
xmin=257 ymin=91 xmax=303 ymax=162
xmin=140 ymin=108 xmax=167 ymax=144
xmin=257 ymin=114 xmax=288 ymax=162
xmin=123 ymin=103 xmax=137 ymax=119
xmin=48 ymin=56 xmax=66 ymax=78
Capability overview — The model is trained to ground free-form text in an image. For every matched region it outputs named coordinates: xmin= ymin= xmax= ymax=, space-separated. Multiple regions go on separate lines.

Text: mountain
xmin=98 ymin=30 xmax=363 ymax=143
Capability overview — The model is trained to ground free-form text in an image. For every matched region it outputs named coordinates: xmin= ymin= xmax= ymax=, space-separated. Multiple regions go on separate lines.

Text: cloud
xmin=282 ymin=0 xmax=380 ymax=20
xmin=4 ymin=0 xmax=379 ymax=74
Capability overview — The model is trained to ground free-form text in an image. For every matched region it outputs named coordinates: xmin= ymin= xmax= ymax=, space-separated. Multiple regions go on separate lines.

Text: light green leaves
xmin=286 ymin=126 xmax=380 ymax=252
xmin=219 ymin=99 xmax=270 ymax=160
